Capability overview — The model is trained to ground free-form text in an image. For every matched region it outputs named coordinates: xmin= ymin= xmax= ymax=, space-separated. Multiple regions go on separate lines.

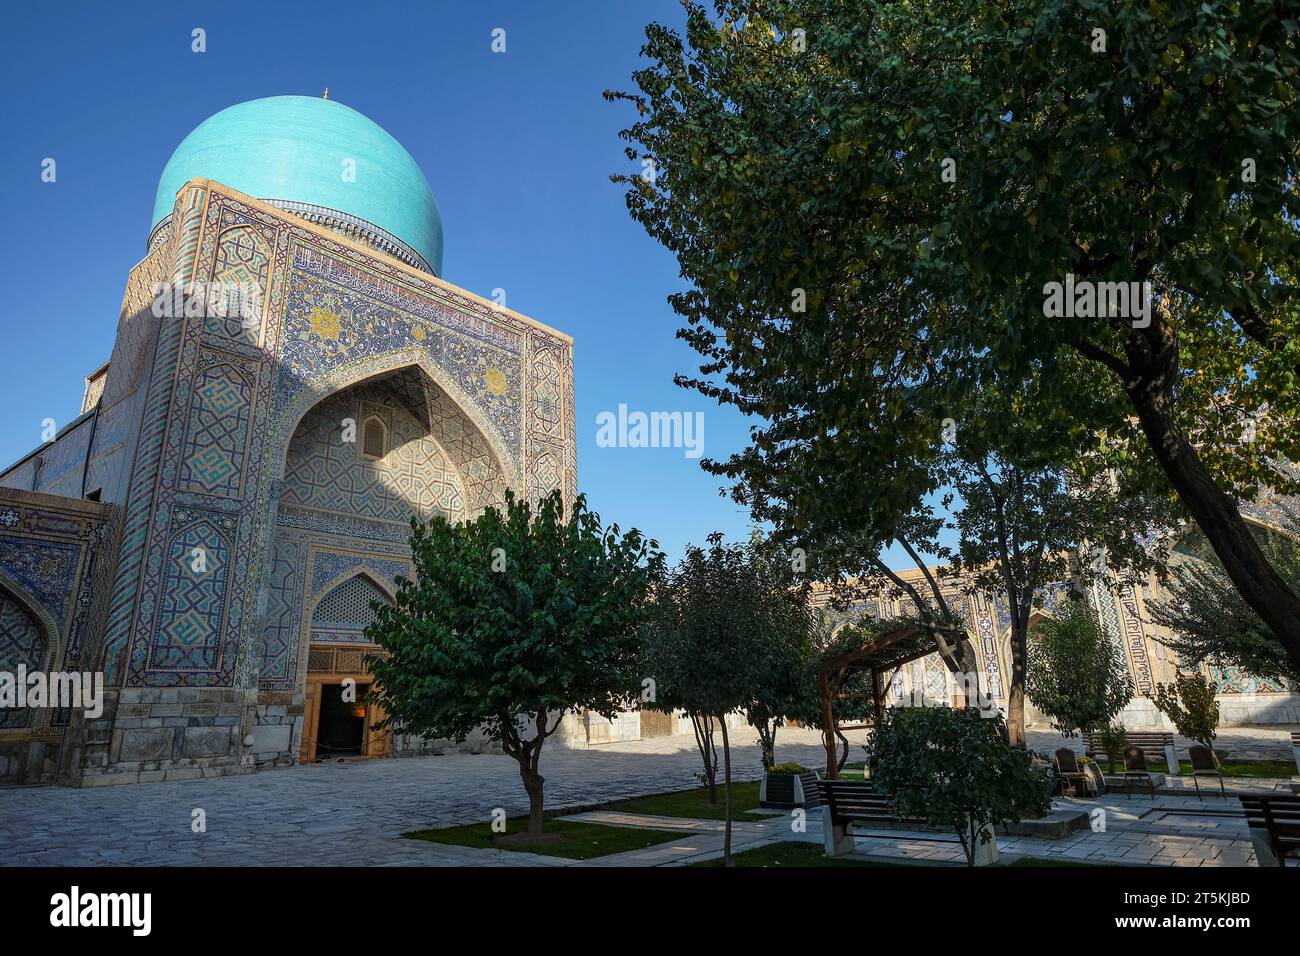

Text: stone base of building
xmin=552 ymin=708 xmax=735 ymax=749
xmin=65 ymin=687 xmax=258 ymax=787
xmin=0 ymin=737 xmax=64 ymax=786
xmin=1029 ymin=692 xmax=1300 ymax=732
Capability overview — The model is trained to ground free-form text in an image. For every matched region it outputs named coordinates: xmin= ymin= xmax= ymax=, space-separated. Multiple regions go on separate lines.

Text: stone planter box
xmin=759 ymin=770 xmax=823 ymax=809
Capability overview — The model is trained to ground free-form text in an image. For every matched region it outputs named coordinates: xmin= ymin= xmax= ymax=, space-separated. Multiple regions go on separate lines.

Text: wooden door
xmin=301 ymin=679 xmax=321 ymax=764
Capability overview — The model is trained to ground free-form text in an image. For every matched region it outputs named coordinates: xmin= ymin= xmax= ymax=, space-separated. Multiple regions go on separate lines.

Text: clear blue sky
xmin=1 ymin=0 xmax=929 ymax=567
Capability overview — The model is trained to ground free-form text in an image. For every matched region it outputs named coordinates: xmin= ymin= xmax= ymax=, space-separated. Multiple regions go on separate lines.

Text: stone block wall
xmin=391 ymin=728 xmax=500 ymax=757
xmin=250 ymin=701 xmax=304 ymax=768
xmin=71 ymin=687 xmax=258 ymax=786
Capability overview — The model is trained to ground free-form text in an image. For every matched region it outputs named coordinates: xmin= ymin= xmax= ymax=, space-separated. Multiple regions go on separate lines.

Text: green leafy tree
xmin=1150 ymin=671 xmax=1222 ymax=757
xmin=1150 ymin=511 xmax=1300 ymax=684
xmin=365 ymin=491 xmax=663 ymax=838
xmin=608 ymin=0 xmax=1300 ymax=668
xmin=1025 ymin=601 xmax=1133 ymax=736
xmin=938 ymin=432 xmax=1170 ymax=748
xmin=866 ymin=706 xmax=1051 ymax=865
xmin=739 ymin=567 xmax=816 ymax=771
xmin=642 ymin=533 xmax=801 ymax=864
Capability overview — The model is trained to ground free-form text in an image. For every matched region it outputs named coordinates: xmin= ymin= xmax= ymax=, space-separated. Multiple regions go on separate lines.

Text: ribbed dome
xmin=151 ymin=95 xmax=443 ymax=274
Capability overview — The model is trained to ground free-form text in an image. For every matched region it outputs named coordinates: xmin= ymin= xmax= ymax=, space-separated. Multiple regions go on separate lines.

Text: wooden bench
xmin=819 ymin=779 xmax=928 ymax=858
xmin=1239 ymin=795 xmax=1300 ymax=867
xmin=1083 ymin=731 xmax=1176 ymax=772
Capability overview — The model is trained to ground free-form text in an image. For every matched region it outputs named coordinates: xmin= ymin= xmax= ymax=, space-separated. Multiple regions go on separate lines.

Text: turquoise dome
xmin=151 ymin=95 xmax=443 ymax=274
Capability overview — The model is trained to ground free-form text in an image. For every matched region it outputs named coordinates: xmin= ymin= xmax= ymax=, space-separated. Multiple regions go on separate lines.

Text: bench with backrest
xmin=1239 ymin=795 xmax=1300 ymax=867
xmin=1083 ymin=731 xmax=1176 ymax=772
xmin=819 ymin=779 xmax=929 ymax=857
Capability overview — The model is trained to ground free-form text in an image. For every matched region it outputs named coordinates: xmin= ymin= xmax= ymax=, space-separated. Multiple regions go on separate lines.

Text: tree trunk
xmin=690 ymin=712 xmax=719 ymax=802
xmin=519 ymin=764 xmax=545 ymax=837
xmin=756 ymin=718 xmax=777 ymax=770
xmin=1125 ymin=360 xmax=1300 ymax=667
xmin=720 ymin=716 xmax=734 ymax=867
xmin=1006 ymin=619 xmax=1028 ymax=748
xmin=835 ymin=726 xmax=850 ymax=772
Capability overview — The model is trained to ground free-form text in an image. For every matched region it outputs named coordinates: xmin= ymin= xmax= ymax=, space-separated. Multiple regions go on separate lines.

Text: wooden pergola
xmin=815 ymin=622 xmax=971 ymax=778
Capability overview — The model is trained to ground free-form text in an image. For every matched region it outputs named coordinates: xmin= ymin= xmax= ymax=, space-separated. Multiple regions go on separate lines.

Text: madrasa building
xmin=1 ymin=97 xmax=1294 ymax=790
xmin=0 ymin=95 xmax=576 ymax=786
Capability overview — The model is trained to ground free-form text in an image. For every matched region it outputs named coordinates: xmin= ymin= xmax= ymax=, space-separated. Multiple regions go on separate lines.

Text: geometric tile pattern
xmin=283 ymin=249 xmax=525 ymax=464
xmin=207 ymin=225 xmax=270 ymax=344
xmin=151 ymin=517 xmax=232 ymax=672
xmin=180 ymin=361 xmax=253 ymax=497
xmin=531 ymin=347 xmax=563 ymax=442
xmin=1207 ymin=663 xmax=1295 ymax=694
xmin=524 ymin=337 xmax=569 ymax=508
xmin=526 ymin=450 xmax=561 ymax=505
xmin=255 ymin=535 xmax=306 ymax=688
xmin=102 ymin=184 xmax=208 ymax=684
xmin=309 ymin=552 xmax=408 ymax=598
xmin=308 ymin=573 xmax=391 ymax=646
xmin=0 ymin=534 xmax=81 ymax=634
xmin=0 ymin=593 xmax=45 ymax=729
xmin=279 ymin=382 xmax=466 ymax=523
xmin=0 ymin=496 xmax=111 ymax=731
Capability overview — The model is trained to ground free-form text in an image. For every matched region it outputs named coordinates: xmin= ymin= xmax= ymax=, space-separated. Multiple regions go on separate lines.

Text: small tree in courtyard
xmin=739 ymin=535 xmax=817 ymax=770
xmin=866 ymin=707 xmax=1051 ymax=866
xmin=1025 ymin=602 xmax=1132 ymax=737
xmin=642 ymin=533 xmax=802 ymax=865
xmin=366 ymin=490 xmax=663 ymax=838
xmin=1150 ymin=672 xmax=1221 ymax=761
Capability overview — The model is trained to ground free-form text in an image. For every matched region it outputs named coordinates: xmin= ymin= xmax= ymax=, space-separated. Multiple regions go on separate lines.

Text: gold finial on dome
xmin=323 ymin=87 xmax=329 ymax=100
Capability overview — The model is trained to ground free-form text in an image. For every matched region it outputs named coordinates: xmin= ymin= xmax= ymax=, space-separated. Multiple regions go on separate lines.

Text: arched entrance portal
xmin=0 ymin=587 xmax=49 ymax=731
xmin=300 ymin=572 xmax=393 ymax=763
xmin=257 ymin=362 xmax=513 ymax=764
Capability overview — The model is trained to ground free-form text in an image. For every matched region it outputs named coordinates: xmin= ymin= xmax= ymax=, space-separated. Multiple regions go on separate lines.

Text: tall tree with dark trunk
xmin=608 ymin=0 xmax=1300 ymax=671
xmin=366 ymin=491 xmax=662 ymax=838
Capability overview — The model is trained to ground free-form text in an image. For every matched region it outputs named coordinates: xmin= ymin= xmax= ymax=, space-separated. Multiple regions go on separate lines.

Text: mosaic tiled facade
xmin=806 ymin=551 xmax=1300 ymax=734
xmin=0 ymin=177 xmax=575 ymax=785
xmin=0 ymin=491 xmax=113 ymax=783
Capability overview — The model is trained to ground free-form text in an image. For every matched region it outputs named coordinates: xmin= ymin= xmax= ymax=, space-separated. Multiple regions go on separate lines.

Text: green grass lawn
xmin=691 ymin=842 xmax=1105 ymax=867
xmin=403 ymin=817 xmax=685 ymax=860
xmin=819 ymin=760 xmax=866 ymax=778
xmin=1175 ymin=759 xmax=1295 ymax=778
xmin=599 ymin=781 xmax=763 ymax=820
xmin=1089 ymin=758 xmax=1295 ymax=778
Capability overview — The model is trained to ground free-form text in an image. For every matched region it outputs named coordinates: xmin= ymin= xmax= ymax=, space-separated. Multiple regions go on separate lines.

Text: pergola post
xmin=814 ymin=623 xmax=969 ymax=782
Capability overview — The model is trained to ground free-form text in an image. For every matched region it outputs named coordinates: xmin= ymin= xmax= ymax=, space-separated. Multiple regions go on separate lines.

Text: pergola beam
xmin=815 ymin=622 xmax=969 ymax=779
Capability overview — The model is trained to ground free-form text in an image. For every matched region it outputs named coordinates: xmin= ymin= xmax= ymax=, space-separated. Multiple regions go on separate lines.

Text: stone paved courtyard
xmin=1 ymin=726 xmax=1294 ymax=867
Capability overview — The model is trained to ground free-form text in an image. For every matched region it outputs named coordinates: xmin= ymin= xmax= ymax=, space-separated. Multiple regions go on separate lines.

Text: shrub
xmin=866 ymin=707 xmax=1052 ymax=865
xmin=1094 ymin=725 xmax=1128 ymax=773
